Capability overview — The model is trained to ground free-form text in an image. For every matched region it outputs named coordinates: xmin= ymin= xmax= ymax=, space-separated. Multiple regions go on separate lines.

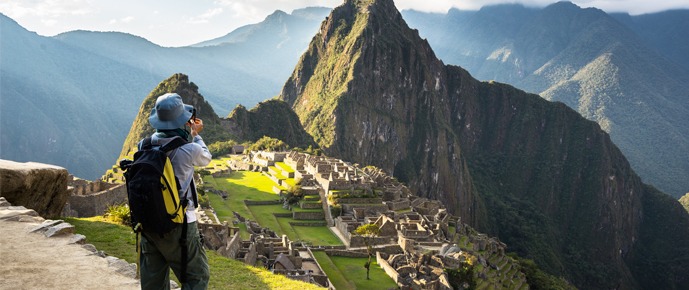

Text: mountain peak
xmin=280 ymin=0 xmax=689 ymax=288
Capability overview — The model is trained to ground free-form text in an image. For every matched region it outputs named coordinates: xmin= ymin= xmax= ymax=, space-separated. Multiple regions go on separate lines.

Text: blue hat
xmin=148 ymin=93 xmax=194 ymax=130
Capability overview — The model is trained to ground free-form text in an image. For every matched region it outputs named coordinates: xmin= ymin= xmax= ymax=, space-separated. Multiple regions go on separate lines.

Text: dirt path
xmin=0 ymin=210 xmax=139 ymax=290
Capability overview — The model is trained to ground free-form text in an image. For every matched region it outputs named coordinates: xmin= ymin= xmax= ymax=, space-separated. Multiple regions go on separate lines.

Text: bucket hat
xmin=148 ymin=93 xmax=194 ymax=130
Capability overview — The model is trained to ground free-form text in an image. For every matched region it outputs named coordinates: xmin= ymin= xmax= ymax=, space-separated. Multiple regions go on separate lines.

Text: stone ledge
xmin=0 ymin=198 xmax=141 ymax=286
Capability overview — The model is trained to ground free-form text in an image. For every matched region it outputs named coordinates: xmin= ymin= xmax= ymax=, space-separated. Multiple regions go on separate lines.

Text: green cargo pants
xmin=140 ymin=221 xmax=209 ymax=290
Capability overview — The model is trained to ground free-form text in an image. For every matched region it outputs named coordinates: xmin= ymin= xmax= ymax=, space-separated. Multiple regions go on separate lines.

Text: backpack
xmin=120 ymin=136 xmax=197 ymax=283
xmin=120 ymin=136 xmax=188 ymax=234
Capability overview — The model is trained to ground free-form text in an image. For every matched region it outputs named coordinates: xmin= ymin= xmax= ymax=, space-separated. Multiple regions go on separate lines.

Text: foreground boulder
xmin=0 ymin=159 xmax=70 ymax=217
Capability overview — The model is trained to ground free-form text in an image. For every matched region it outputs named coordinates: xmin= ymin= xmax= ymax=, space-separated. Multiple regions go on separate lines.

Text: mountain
xmin=279 ymin=0 xmax=689 ymax=288
xmin=400 ymin=3 xmax=689 ymax=198
xmin=611 ymin=10 xmax=689 ymax=73
xmin=0 ymin=14 xmax=160 ymax=181
xmin=117 ymin=73 xmax=314 ymax=162
xmin=1 ymin=9 xmax=326 ymax=180
xmin=192 ymin=7 xmax=331 ymax=48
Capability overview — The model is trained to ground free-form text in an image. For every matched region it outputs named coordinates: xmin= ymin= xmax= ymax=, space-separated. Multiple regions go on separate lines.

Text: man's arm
xmin=188 ymin=118 xmax=212 ymax=167
xmin=191 ymin=135 xmax=212 ymax=167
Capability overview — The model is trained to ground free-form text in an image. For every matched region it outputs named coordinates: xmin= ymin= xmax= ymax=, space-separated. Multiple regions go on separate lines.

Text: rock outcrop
xmin=0 ymin=159 xmax=70 ymax=218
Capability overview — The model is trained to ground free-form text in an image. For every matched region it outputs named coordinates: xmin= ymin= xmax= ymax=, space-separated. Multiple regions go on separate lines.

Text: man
xmin=139 ymin=92 xmax=212 ymax=289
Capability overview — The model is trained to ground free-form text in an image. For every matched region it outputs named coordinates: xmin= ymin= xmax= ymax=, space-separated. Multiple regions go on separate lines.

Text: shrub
xmin=330 ymin=204 xmax=342 ymax=218
xmin=197 ymin=191 xmax=210 ymax=209
xmin=248 ymin=136 xmax=289 ymax=152
xmin=208 ymin=140 xmax=239 ymax=156
xmin=104 ymin=204 xmax=131 ymax=226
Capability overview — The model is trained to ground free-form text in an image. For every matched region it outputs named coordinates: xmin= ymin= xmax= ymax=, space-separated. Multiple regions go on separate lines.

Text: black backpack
xmin=120 ymin=136 xmax=188 ymax=234
xmin=120 ymin=136 xmax=198 ymax=283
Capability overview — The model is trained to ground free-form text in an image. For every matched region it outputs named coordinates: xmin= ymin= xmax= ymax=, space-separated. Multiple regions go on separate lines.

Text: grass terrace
xmin=204 ymin=169 xmax=342 ymax=246
xmin=275 ymin=162 xmax=295 ymax=173
xmin=312 ymin=251 xmax=398 ymax=290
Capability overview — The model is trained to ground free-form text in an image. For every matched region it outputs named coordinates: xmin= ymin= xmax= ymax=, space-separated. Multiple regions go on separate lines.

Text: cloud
xmin=0 ymin=0 xmax=96 ymax=19
xmin=109 ymin=16 xmax=135 ymax=25
xmin=187 ymin=7 xmax=224 ymax=24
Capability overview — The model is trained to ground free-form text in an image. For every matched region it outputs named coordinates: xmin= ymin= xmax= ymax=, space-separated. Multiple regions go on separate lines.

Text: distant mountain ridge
xmin=280 ymin=0 xmax=689 ymax=288
xmin=0 ymin=14 xmax=160 ymax=180
xmin=0 ymin=9 xmax=327 ymax=180
xmin=401 ymin=3 xmax=689 ymax=198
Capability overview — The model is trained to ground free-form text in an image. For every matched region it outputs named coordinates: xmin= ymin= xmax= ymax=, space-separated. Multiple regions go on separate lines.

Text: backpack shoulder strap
xmin=160 ymin=136 xmax=187 ymax=152
xmin=141 ymin=137 xmax=154 ymax=150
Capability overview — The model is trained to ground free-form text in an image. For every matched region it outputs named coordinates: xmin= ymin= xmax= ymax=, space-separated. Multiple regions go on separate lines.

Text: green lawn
xmin=248 ymin=204 xmax=294 ymax=237
xmin=205 ymin=171 xmax=280 ymax=219
xmin=275 ymin=162 xmax=295 ymax=173
xmin=292 ymin=226 xmax=342 ymax=246
xmin=312 ymin=251 xmax=397 ymax=290
xmin=268 ymin=167 xmax=297 ymax=188
xmin=206 ymin=191 xmax=234 ymax=223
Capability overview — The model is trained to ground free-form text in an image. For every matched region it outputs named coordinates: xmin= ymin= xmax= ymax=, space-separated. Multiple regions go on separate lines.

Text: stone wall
xmin=337 ymin=197 xmax=383 ymax=204
xmin=292 ymin=211 xmax=324 ymax=220
xmin=289 ymin=221 xmax=327 ymax=227
xmin=299 ymin=201 xmax=322 ymax=209
xmin=69 ymin=179 xmax=113 ymax=196
xmin=199 ymin=223 xmax=230 ymax=250
xmin=349 ymin=235 xmax=394 ymax=248
xmin=64 ymin=183 xmax=127 ymax=217
xmin=217 ymin=231 xmax=242 ymax=259
xmin=342 ymin=204 xmax=389 ymax=215
xmin=386 ymin=199 xmax=411 ymax=211
xmin=0 ymin=160 xmax=70 ymax=218
xmin=244 ymin=200 xmax=281 ymax=206
xmin=325 ymin=249 xmax=369 ymax=258
xmin=377 ymin=252 xmax=400 ymax=285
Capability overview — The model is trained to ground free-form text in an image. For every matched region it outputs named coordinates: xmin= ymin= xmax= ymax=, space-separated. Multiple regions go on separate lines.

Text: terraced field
xmin=202 ymin=163 xmax=341 ymax=246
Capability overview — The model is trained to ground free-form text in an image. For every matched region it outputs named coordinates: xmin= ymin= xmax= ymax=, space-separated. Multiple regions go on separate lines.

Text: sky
xmin=1 ymin=0 xmax=688 ymax=47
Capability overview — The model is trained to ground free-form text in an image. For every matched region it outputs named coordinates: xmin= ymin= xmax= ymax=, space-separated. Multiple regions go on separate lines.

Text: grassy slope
xmin=65 ymin=217 xmax=324 ymax=290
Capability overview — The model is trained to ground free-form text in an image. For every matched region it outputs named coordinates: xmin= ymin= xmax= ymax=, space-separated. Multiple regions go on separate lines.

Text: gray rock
xmin=0 ymin=159 xmax=70 ymax=218
xmin=106 ymin=256 xmax=137 ymax=279
xmin=170 ymin=280 xmax=180 ymax=289
xmin=28 ymin=219 xmax=63 ymax=233
xmin=82 ymin=244 xmax=98 ymax=253
xmin=44 ymin=222 xmax=75 ymax=237
xmin=18 ymin=216 xmax=45 ymax=223
xmin=0 ymin=208 xmax=39 ymax=220
xmin=69 ymin=234 xmax=87 ymax=244
xmin=0 ymin=197 xmax=10 ymax=207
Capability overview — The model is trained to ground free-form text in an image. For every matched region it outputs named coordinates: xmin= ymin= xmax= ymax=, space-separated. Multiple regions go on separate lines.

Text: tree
xmin=354 ymin=223 xmax=381 ymax=280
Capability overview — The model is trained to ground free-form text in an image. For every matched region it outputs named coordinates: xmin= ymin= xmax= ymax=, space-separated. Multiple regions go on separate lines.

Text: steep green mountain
xmin=611 ymin=10 xmax=689 ymax=73
xmin=280 ymin=0 xmax=689 ymax=288
xmin=401 ymin=3 xmax=689 ymax=198
xmin=227 ymin=100 xmax=316 ymax=149
xmin=1 ymin=9 xmax=326 ymax=180
xmin=118 ymin=73 xmax=314 ymax=162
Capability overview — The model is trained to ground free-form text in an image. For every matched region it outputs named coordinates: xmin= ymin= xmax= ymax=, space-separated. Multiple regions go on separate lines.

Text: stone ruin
xmin=62 ymin=178 xmax=127 ymax=217
xmin=200 ymin=150 xmax=529 ymax=289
